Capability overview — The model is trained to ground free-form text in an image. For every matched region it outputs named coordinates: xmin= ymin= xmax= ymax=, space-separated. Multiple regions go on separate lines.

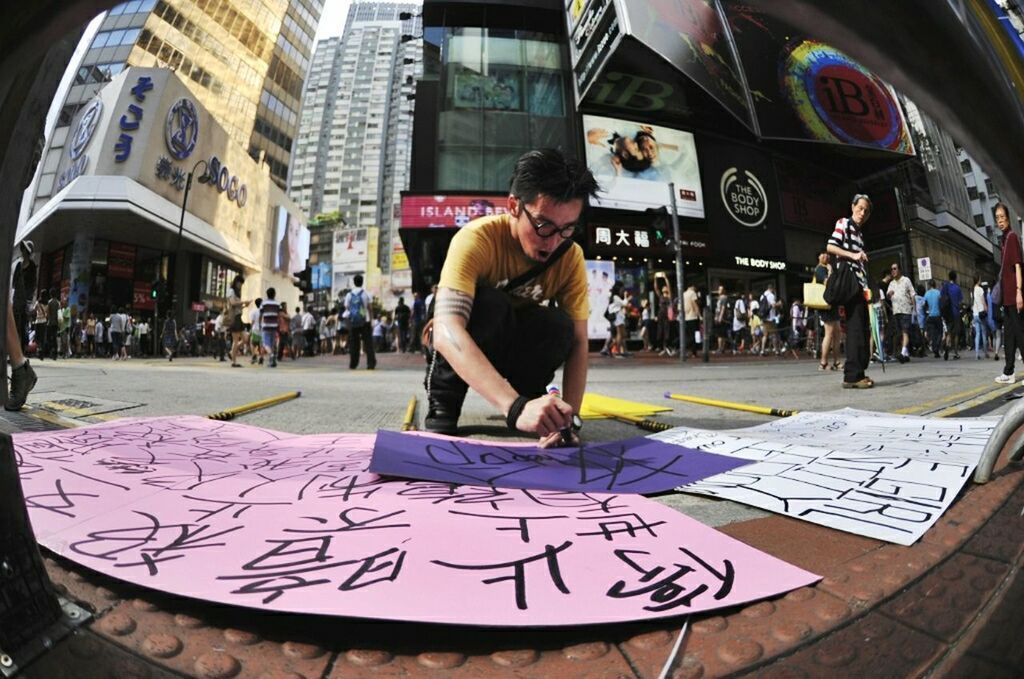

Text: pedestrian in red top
xmin=995 ymin=202 xmax=1024 ymax=383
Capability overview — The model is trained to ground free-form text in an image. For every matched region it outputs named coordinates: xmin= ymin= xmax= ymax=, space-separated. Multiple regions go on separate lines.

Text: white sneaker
xmin=995 ymin=373 xmax=1016 ymax=384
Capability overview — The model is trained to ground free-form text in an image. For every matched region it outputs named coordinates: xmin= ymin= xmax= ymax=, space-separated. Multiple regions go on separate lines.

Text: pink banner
xmin=15 ymin=418 xmax=818 ymax=626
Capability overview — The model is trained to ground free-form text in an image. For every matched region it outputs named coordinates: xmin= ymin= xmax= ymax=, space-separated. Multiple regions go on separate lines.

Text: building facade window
xmin=435 ymin=27 xmax=572 ymax=192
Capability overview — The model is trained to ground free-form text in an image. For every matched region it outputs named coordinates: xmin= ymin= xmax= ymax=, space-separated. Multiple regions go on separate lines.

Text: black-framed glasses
xmin=517 ymin=197 xmax=578 ymax=239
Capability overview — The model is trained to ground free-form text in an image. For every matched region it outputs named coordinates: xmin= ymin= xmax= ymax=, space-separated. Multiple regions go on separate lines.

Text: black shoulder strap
xmin=501 ymin=239 xmax=574 ymax=292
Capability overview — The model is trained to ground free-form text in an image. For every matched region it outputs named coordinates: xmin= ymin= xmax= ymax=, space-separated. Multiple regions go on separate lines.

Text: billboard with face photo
xmin=274 ymin=207 xmax=310 ymax=275
xmin=582 ymin=114 xmax=704 ymax=217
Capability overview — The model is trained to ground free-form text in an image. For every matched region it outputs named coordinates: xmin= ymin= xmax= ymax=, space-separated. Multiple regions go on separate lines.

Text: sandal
xmin=831 ymin=362 xmax=841 ymax=371
xmin=819 ymin=361 xmax=828 ymax=371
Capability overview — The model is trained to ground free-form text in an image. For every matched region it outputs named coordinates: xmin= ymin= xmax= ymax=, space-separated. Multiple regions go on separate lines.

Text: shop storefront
xmin=19 ymin=67 xmax=308 ymax=323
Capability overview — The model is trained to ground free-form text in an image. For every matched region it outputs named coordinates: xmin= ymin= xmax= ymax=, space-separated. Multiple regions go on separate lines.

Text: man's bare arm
xmin=433 ymin=287 xmax=573 ymax=440
xmin=560 ymin=319 xmax=589 ymax=414
xmin=433 ymin=287 xmax=519 ymax=416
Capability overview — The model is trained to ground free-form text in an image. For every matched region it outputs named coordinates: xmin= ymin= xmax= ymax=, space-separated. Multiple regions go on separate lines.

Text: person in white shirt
xmin=108 ymin=307 xmax=127 ymax=360
xmin=886 ymin=262 xmax=916 ymax=363
xmin=760 ymin=285 xmax=781 ymax=355
xmin=972 ymin=274 xmax=989 ymax=360
xmin=732 ymin=295 xmax=748 ymax=354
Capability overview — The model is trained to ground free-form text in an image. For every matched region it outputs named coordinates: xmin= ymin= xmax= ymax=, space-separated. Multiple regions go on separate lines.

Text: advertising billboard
xmin=400 ymin=194 xmax=510 ymax=229
xmin=333 ymin=227 xmax=370 ymax=270
xmin=585 ymin=260 xmax=616 ymax=340
xmin=617 ymin=0 xmax=751 ymax=129
xmin=722 ymin=2 xmax=915 ymax=155
xmin=274 ymin=206 xmax=310 ymax=275
xmin=582 ymin=114 xmax=704 ymax=217
xmin=698 ymin=135 xmax=787 ymax=271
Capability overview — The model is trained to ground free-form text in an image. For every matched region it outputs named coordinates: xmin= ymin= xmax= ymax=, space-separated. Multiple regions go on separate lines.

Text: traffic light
xmin=150 ymin=278 xmax=167 ymax=302
xmin=295 ymin=265 xmax=312 ymax=293
xmin=646 ymin=206 xmax=672 ymax=248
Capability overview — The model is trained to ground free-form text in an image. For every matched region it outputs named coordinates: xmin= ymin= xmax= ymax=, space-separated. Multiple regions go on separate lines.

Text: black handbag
xmin=823 ymin=221 xmax=862 ymax=306
xmin=823 ymin=262 xmax=860 ymax=306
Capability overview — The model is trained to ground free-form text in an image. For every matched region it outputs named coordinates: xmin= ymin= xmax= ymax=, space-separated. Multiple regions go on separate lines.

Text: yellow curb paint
xmin=894 ymin=384 xmax=994 ymax=415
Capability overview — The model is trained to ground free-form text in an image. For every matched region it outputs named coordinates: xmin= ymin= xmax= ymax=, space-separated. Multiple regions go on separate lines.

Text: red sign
xmin=191 ymin=302 xmax=206 ymax=312
xmin=132 ymin=281 xmax=155 ymax=311
xmin=50 ymin=249 xmax=64 ymax=285
xmin=401 ymin=194 xmax=509 ymax=229
xmin=108 ymin=243 xmax=136 ymax=279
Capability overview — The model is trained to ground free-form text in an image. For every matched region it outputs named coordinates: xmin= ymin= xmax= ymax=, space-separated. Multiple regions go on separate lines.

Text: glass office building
xmin=27 ymin=0 xmax=321 ymax=215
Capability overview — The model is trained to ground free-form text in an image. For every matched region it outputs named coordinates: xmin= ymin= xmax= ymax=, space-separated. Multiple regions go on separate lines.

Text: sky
xmin=315 ymin=0 xmax=353 ymax=42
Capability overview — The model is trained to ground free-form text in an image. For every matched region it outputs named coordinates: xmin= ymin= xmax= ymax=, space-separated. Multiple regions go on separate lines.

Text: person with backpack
xmin=346 ymin=274 xmax=376 ymax=370
xmin=424 ymin=149 xmax=598 ymax=446
xmin=940 ymin=270 xmax=963 ymax=360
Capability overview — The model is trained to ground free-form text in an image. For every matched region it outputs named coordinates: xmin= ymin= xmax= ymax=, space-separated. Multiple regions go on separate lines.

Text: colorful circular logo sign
xmin=165 ymin=98 xmax=199 ymax=160
xmin=720 ymin=167 xmax=767 ymax=228
xmin=68 ymin=99 xmax=103 ymax=160
xmin=781 ymin=40 xmax=913 ymax=154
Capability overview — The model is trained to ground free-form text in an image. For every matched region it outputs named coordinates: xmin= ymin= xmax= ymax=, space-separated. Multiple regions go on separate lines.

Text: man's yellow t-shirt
xmin=438 ymin=213 xmax=589 ymax=321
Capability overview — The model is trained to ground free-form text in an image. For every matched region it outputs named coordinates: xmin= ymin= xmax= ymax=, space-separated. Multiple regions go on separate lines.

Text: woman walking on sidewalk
xmin=226 ymin=274 xmax=250 ymax=368
xmin=162 ymin=310 xmax=178 ymax=362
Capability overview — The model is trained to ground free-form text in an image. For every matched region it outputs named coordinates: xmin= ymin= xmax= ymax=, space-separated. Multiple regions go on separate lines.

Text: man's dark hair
xmin=949 ymin=270 xmax=957 ymax=282
xmin=510 ymin=149 xmax=600 ymax=205
xmin=254 ymin=297 xmax=262 ymax=308
xmin=917 ymin=284 xmax=925 ymax=296
xmin=928 ymin=280 xmax=937 ymax=289
xmin=353 ymin=274 xmax=364 ymax=287
xmin=267 ymin=287 xmax=276 ymax=299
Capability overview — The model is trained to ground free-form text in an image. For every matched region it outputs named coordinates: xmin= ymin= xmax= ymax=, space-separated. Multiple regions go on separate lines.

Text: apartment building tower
xmin=288 ymin=0 xmax=422 ymax=288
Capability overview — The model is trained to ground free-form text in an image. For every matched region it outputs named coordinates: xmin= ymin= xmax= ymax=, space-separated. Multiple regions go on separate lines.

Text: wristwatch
xmin=571 ymin=414 xmax=583 ymax=432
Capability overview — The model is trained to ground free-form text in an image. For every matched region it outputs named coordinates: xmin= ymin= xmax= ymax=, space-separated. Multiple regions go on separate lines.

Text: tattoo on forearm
xmin=440 ymin=321 xmax=462 ymax=352
xmin=435 ymin=290 xmax=473 ymax=322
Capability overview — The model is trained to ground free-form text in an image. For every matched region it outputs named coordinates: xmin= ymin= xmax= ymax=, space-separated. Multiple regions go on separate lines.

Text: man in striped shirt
xmin=827 ymin=194 xmax=873 ymax=389
xmin=260 ymin=287 xmax=281 ymax=368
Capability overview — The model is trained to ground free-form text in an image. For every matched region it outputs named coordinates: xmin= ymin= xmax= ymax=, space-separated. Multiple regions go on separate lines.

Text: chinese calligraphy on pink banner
xmin=15 ymin=417 xmax=818 ymax=626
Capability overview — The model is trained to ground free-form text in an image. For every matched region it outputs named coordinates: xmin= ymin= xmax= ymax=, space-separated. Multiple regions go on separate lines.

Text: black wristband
xmin=506 ymin=395 xmax=529 ymax=432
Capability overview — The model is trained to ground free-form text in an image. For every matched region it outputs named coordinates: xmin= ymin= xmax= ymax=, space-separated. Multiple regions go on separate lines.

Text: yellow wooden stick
xmin=592 ymin=410 xmax=673 ymax=432
xmin=664 ymin=392 xmax=798 ymax=418
xmin=207 ymin=391 xmax=302 ymax=421
xmin=401 ymin=396 xmax=418 ymax=431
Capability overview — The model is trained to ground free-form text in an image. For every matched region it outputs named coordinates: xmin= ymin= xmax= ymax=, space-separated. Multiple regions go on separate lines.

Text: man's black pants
xmin=426 ymin=287 xmax=574 ymax=409
xmin=842 ymin=293 xmax=869 ymax=383
xmin=1002 ymin=305 xmax=1024 ymax=376
xmin=348 ymin=323 xmax=376 ymax=369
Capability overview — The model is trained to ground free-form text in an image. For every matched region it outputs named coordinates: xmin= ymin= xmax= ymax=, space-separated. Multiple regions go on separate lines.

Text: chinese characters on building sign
xmin=114 ymin=76 xmax=154 ymax=162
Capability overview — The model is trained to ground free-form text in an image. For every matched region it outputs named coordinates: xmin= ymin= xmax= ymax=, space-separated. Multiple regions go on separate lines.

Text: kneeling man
xmin=425 ymin=149 xmax=598 ymax=448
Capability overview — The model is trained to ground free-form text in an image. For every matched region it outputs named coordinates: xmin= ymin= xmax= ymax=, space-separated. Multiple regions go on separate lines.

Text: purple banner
xmin=369 ymin=432 xmax=750 ymax=494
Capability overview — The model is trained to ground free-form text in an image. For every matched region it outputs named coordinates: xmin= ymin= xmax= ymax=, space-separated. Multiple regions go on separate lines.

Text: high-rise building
xmin=288 ymin=1 xmax=421 ymax=297
xmin=957 ymin=148 xmax=1008 ymax=242
xmin=27 ymin=0 xmax=321 ymax=214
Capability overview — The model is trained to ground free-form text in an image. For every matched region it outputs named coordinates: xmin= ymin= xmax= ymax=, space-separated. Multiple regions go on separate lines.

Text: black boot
xmin=424 ymin=392 xmax=464 ymax=436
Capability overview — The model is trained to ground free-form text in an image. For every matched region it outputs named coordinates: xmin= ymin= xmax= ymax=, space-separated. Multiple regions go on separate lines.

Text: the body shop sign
xmin=401 ymin=195 xmax=509 ymax=229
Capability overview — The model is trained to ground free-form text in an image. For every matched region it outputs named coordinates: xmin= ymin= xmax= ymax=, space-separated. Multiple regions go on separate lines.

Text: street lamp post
xmin=668 ymin=183 xmax=686 ymax=362
xmin=174 ymin=159 xmax=209 ymax=327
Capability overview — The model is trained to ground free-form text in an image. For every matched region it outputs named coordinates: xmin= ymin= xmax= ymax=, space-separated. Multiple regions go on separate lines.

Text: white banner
xmin=652 ymin=409 xmax=994 ymax=545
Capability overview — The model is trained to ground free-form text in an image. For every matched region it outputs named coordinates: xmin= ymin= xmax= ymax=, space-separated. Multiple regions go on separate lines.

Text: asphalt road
xmin=18 ymin=349 xmax=1013 ymax=528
